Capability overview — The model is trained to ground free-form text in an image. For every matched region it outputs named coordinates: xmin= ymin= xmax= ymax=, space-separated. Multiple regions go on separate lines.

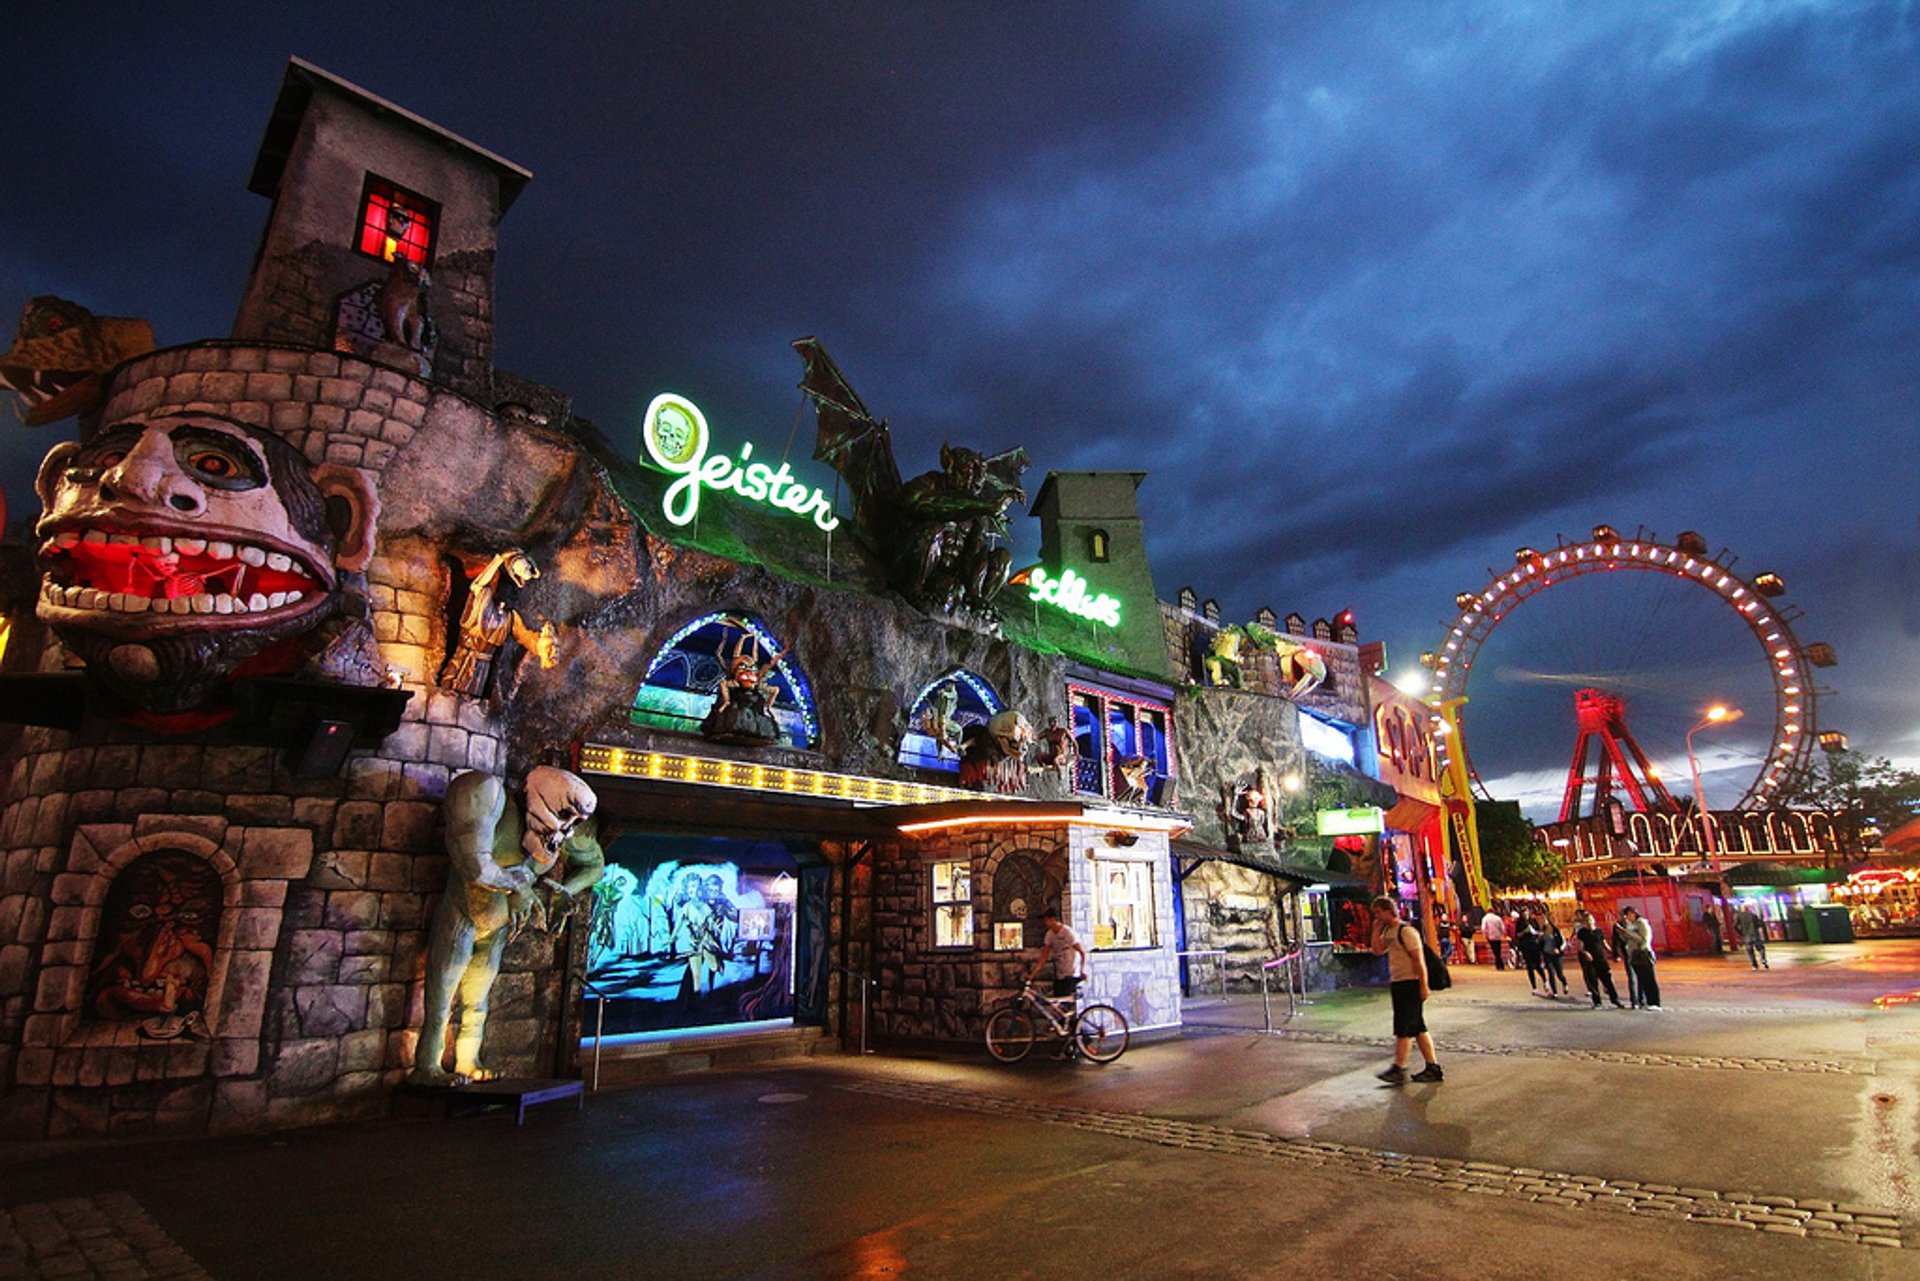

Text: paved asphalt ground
xmin=4 ymin=940 xmax=1918 ymax=1280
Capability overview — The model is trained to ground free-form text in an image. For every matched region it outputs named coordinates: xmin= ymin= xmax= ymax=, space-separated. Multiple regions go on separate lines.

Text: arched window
xmin=899 ymin=669 xmax=1005 ymax=772
xmin=631 ymin=612 xmax=819 ymax=749
xmin=1087 ymin=529 xmax=1110 ymax=562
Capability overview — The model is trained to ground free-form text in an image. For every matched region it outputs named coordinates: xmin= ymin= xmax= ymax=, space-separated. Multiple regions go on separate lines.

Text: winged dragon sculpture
xmin=793 ymin=337 xmax=1029 ymax=630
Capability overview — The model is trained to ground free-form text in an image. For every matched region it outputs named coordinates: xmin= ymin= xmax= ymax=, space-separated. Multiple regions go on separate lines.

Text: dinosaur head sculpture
xmin=0 ymin=297 xmax=155 ymax=426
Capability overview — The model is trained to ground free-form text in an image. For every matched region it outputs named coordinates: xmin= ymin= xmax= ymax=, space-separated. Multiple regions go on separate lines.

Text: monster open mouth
xmin=0 ymin=364 xmax=90 ymax=422
xmin=38 ymin=527 xmax=325 ymax=619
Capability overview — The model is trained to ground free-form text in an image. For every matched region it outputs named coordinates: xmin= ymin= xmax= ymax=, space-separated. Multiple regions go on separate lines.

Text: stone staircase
xmin=583 ymin=1024 xmax=841 ymax=1088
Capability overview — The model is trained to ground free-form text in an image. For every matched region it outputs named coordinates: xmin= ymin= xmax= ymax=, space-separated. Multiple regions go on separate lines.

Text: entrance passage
xmin=589 ymin=835 xmax=813 ymax=1037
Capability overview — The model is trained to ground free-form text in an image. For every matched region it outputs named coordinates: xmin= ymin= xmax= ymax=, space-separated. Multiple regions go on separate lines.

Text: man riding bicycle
xmin=1027 ymin=906 xmax=1088 ymax=998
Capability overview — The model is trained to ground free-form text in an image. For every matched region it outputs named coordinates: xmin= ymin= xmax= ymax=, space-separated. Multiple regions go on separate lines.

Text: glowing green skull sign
xmin=642 ymin=393 xmax=841 ymax=533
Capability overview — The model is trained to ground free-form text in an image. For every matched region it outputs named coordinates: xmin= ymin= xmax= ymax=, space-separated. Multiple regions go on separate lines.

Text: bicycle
xmin=985 ymin=981 xmax=1130 ymax=1064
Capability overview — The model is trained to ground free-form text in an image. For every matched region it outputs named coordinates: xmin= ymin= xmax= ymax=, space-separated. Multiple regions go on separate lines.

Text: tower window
xmin=1088 ymin=529 xmax=1110 ymax=562
xmin=356 ymin=175 xmax=438 ymax=266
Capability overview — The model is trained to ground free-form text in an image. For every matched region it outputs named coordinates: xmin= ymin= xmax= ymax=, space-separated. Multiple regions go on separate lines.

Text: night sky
xmin=4 ymin=4 xmax=1916 ymax=818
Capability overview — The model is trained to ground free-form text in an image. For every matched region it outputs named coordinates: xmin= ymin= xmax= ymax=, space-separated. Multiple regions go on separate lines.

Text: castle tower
xmin=232 ymin=58 xmax=532 ymax=401
xmin=1029 ymin=471 xmax=1170 ymax=678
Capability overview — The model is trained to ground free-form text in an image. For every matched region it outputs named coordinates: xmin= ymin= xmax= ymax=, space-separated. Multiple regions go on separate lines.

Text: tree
xmin=1778 ymin=752 xmax=1920 ymax=856
xmin=1474 ymin=798 xmax=1566 ymax=892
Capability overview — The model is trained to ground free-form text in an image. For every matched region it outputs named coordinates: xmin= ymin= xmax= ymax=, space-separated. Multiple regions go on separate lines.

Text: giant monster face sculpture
xmin=34 ymin=412 xmax=377 ymax=713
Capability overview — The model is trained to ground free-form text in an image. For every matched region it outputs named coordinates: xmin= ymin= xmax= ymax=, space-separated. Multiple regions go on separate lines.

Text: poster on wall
xmin=588 ymin=842 xmax=800 ymax=1035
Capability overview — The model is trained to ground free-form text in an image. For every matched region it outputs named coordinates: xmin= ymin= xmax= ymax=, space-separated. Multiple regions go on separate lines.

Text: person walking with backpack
xmin=1370 ymin=896 xmax=1443 ymax=1084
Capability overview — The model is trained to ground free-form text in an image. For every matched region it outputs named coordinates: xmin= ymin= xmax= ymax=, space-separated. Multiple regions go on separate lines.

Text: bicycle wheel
xmin=1072 ymin=1004 xmax=1130 ymax=1064
xmin=985 ymin=1007 xmax=1036 ymax=1063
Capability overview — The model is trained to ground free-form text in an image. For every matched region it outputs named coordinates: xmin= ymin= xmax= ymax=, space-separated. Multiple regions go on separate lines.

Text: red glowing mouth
xmin=38 ymin=526 xmax=325 ymax=620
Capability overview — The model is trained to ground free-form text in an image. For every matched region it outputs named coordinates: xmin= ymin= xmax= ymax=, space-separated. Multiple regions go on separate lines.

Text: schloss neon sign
xmin=643 ymin=393 xmax=841 ymax=533
xmin=1027 ymin=566 xmax=1121 ymax=628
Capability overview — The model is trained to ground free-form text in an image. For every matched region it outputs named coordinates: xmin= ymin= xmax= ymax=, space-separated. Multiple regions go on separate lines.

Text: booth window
xmin=1069 ymin=682 xmax=1174 ymax=805
xmin=1092 ymin=859 xmax=1155 ymax=949
xmin=1087 ymin=529 xmax=1110 ymax=562
xmin=356 ymin=175 xmax=437 ymax=265
xmin=630 ymin=611 xmax=820 ymax=749
xmin=932 ymin=859 xmax=973 ymax=948
xmin=898 ymin=669 xmax=1005 ymax=773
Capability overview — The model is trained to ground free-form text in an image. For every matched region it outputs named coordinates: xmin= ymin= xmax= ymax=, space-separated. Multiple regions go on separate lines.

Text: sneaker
xmin=1376 ymin=1064 xmax=1407 ymax=1084
xmin=1410 ymin=1064 xmax=1444 ymax=1083
xmin=1646 ymin=1005 xmax=1663 ymax=1011
xmin=1590 ymin=1000 xmax=1602 ymax=1009
xmin=1611 ymin=1001 xmax=1626 ymax=1009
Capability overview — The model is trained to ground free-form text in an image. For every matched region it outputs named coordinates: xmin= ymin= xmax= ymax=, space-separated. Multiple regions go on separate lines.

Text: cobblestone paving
xmin=0 ymin=1194 xmax=208 ymax=1281
xmin=1184 ymin=1023 xmax=1877 ymax=1073
xmin=842 ymin=1079 xmax=1908 ymax=1250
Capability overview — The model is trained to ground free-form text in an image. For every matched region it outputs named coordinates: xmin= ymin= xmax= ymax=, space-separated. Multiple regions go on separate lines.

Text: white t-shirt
xmin=1041 ymin=922 xmax=1083 ymax=977
xmin=1481 ymin=914 xmax=1506 ymax=941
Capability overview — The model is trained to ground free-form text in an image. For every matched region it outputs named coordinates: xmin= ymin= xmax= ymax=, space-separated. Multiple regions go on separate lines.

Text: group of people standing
xmin=1476 ymin=904 xmax=1663 ymax=1010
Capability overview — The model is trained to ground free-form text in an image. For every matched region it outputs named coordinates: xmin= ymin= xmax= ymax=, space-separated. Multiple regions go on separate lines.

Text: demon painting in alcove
xmin=87 ymin=851 xmax=221 ymax=1038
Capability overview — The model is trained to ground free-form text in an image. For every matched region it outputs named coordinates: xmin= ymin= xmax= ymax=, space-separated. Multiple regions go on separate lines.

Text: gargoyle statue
xmin=379 ymin=254 xmax=433 ymax=354
xmin=795 ymin=337 xmax=1029 ymax=629
xmin=0 ymin=296 xmax=154 ymax=426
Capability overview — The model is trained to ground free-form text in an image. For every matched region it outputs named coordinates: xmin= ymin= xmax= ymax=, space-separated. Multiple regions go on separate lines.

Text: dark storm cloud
xmin=2 ymin=2 xmax=1916 ymax=784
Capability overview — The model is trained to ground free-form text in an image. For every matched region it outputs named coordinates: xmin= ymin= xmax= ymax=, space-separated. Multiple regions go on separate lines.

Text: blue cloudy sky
xmin=3 ymin=3 xmax=1916 ymax=817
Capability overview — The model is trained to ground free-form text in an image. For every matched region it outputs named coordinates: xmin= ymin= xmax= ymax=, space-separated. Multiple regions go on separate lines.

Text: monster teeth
xmin=190 ymin=593 xmax=215 ymax=614
xmin=82 ymin=530 xmax=109 ymax=545
xmin=174 ymin=537 xmax=206 ymax=555
xmin=168 ymin=597 xmax=192 ymax=615
xmin=54 ymin=531 xmax=81 ymax=549
xmin=248 ymin=593 xmax=269 ymax=612
xmin=214 ymin=594 xmax=235 ymax=615
xmin=267 ymin=591 xmax=288 ymax=609
xmin=238 ymin=546 xmax=266 ymax=567
xmin=139 ymin=535 xmax=172 ymax=553
xmin=109 ymin=593 xmax=136 ymax=612
xmin=148 ymin=597 xmax=170 ymax=612
xmin=286 ymin=590 xmax=304 ymax=605
xmin=265 ymin=552 xmax=292 ymax=572
xmin=210 ymin=541 xmax=237 ymax=560
xmin=107 ymin=532 xmax=141 ymax=547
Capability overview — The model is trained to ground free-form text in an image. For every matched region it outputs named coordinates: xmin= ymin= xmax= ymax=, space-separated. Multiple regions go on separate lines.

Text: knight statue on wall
xmin=794 ymin=337 xmax=1029 ymax=630
xmin=439 ymin=549 xmax=558 ymax=701
xmin=412 ymin=766 xmax=605 ymax=1086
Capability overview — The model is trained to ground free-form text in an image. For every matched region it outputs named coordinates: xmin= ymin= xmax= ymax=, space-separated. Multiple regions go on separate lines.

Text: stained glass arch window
xmin=631 ymin=612 xmax=819 ymax=749
xmin=898 ymin=669 xmax=1005 ymax=773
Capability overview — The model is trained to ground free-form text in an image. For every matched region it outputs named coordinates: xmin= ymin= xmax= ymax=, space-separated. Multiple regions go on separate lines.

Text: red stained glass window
xmin=355 ymin=175 xmax=437 ymax=265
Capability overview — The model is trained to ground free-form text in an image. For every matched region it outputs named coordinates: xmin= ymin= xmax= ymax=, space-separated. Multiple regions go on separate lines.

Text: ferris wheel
xmin=1424 ymin=526 xmax=1835 ymax=816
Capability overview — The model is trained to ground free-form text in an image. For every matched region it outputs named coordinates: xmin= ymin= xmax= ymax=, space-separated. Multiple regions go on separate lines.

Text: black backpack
xmin=1404 ymin=924 xmax=1452 ymax=991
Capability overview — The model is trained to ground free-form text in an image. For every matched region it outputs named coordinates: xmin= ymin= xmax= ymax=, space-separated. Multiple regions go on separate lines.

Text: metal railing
xmin=1259 ymin=948 xmax=1310 ymax=1031
xmin=832 ymin=965 xmax=875 ymax=1055
xmin=582 ymin=978 xmax=610 ymax=1092
xmin=1175 ymin=948 xmax=1230 ymax=1001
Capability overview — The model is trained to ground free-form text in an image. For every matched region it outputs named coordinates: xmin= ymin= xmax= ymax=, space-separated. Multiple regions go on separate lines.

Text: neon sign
xmin=642 ymin=393 xmax=841 ymax=533
xmin=1026 ymin=566 xmax=1121 ymax=627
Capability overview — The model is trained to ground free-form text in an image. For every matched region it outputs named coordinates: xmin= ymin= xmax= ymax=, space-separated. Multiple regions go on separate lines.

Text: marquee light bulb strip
xmin=578 ymin=743 xmax=996 ymax=808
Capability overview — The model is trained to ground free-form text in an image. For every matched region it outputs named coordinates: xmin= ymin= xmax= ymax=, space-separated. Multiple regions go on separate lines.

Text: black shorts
xmin=1051 ymin=976 xmax=1083 ymax=999
xmin=1390 ymin=979 xmax=1426 ymax=1038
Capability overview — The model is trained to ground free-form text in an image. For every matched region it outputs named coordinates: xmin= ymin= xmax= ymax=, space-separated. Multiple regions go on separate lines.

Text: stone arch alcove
xmin=630 ymin=609 xmax=820 ymax=748
xmin=66 ymin=831 xmax=242 ymax=1048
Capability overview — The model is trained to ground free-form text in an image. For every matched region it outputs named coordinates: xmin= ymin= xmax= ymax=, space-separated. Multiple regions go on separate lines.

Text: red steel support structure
xmin=1558 ymin=688 xmax=1680 ymax=822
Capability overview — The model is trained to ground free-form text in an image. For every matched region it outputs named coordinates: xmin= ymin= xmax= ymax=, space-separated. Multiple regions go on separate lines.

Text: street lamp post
xmin=1686 ymin=705 xmax=1743 ymax=953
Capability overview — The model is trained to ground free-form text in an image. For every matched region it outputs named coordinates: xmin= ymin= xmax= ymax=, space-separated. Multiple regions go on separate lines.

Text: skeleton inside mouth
xmin=38 ymin=528 xmax=317 ymax=616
